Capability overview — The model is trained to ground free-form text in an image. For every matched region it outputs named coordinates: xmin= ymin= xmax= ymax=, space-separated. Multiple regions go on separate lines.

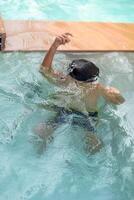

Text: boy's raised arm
xmin=41 ymin=33 xmax=72 ymax=73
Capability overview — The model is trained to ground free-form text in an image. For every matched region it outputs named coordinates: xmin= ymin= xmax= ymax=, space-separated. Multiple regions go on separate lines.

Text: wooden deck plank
xmin=3 ymin=20 xmax=134 ymax=51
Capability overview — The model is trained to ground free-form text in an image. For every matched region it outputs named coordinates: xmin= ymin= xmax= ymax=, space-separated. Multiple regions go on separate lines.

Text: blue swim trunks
xmin=53 ymin=107 xmax=98 ymax=132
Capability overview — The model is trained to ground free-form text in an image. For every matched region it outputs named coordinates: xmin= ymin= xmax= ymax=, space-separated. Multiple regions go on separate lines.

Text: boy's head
xmin=68 ymin=59 xmax=99 ymax=82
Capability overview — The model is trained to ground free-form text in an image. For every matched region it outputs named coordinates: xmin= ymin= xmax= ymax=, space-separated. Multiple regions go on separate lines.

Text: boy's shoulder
xmin=93 ymin=83 xmax=104 ymax=92
xmin=97 ymin=83 xmax=125 ymax=104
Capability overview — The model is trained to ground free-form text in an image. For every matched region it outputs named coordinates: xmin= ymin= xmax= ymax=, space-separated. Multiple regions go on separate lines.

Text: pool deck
xmin=0 ymin=18 xmax=134 ymax=52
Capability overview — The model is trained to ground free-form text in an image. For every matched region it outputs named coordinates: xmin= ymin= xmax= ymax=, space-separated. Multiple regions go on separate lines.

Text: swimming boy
xmin=38 ymin=33 xmax=125 ymax=153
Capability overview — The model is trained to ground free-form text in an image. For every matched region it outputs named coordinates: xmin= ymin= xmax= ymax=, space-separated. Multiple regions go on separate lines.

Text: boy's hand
xmin=53 ymin=33 xmax=73 ymax=48
xmin=41 ymin=33 xmax=72 ymax=69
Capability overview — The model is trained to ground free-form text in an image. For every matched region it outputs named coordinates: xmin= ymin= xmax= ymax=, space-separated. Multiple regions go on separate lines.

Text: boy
xmin=38 ymin=33 xmax=125 ymax=153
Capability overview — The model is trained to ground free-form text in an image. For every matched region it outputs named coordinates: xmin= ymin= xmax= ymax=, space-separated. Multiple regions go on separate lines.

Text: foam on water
xmin=0 ymin=52 xmax=134 ymax=200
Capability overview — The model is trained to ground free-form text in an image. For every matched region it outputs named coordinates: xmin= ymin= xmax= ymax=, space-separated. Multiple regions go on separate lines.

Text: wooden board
xmin=0 ymin=17 xmax=5 ymax=33
xmin=2 ymin=20 xmax=134 ymax=51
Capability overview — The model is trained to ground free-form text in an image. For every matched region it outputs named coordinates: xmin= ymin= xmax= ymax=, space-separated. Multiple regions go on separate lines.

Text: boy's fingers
xmin=61 ymin=36 xmax=66 ymax=44
xmin=64 ymin=32 xmax=73 ymax=37
xmin=57 ymin=36 xmax=62 ymax=42
xmin=62 ymin=36 xmax=70 ymax=44
xmin=56 ymin=34 xmax=71 ymax=45
xmin=59 ymin=36 xmax=64 ymax=43
xmin=62 ymin=34 xmax=67 ymax=38
xmin=62 ymin=34 xmax=73 ymax=40
xmin=61 ymin=34 xmax=67 ymax=38
xmin=66 ymin=38 xmax=70 ymax=43
xmin=62 ymin=35 xmax=71 ymax=43
xmin=62 ymin=34 xmax=69 ymax=40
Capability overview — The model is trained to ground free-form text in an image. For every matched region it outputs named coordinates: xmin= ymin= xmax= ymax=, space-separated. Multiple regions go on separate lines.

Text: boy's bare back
xmin=58 ymin=78 xmax=125 ymax=113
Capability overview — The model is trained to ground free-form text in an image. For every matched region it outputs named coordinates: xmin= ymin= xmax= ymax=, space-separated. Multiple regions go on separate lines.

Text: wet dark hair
xmin=67 ymin=59 xmax=99 ymax=82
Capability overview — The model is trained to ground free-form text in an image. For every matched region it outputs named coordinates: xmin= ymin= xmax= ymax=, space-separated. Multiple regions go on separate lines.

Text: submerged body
xmin=37 ymin=33 xmax=125 ymax=154
xmin=66 ymin=81 xmax=99 ymax=113
xmin=41 ymin=68 xmax=99 ymax=113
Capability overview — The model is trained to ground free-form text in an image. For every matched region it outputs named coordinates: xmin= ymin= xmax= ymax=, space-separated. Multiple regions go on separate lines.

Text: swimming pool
xmin=0 ymin=1 xmax=134 ymax=200
xmin=0 ymin=52 xmax=134 ymax=200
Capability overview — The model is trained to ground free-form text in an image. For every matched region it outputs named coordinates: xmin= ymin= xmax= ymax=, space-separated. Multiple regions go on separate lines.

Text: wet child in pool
xmin=37 ymin=33 xmax=125 ymax=154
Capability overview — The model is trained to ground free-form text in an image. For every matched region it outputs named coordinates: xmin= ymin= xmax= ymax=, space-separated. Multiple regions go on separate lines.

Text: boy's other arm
xmin=40 ymin=33 xmax=72 ymax=76
xmin=98 ymin=84 xmax=125 ymax=105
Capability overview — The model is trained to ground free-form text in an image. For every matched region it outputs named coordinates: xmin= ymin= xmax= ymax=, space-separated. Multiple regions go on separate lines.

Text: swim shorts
xmin=52 ymin=107 xmax=98 ymax=132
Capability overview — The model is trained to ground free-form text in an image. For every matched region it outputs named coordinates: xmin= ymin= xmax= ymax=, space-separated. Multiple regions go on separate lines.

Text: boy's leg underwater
xmin=85 ymin=132 xmax=103 ymax=154
xmin=33 ymin=122 xmax=57 ymax=154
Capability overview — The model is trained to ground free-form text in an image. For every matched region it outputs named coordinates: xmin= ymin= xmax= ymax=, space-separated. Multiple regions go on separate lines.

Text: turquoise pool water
xmin=0 ymin=0 xmax=134 ymax=22
xmin=0 ymin=1 xmax=134 ymax=200
xmin=0 ymin=52 xmax=134 ymax=200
